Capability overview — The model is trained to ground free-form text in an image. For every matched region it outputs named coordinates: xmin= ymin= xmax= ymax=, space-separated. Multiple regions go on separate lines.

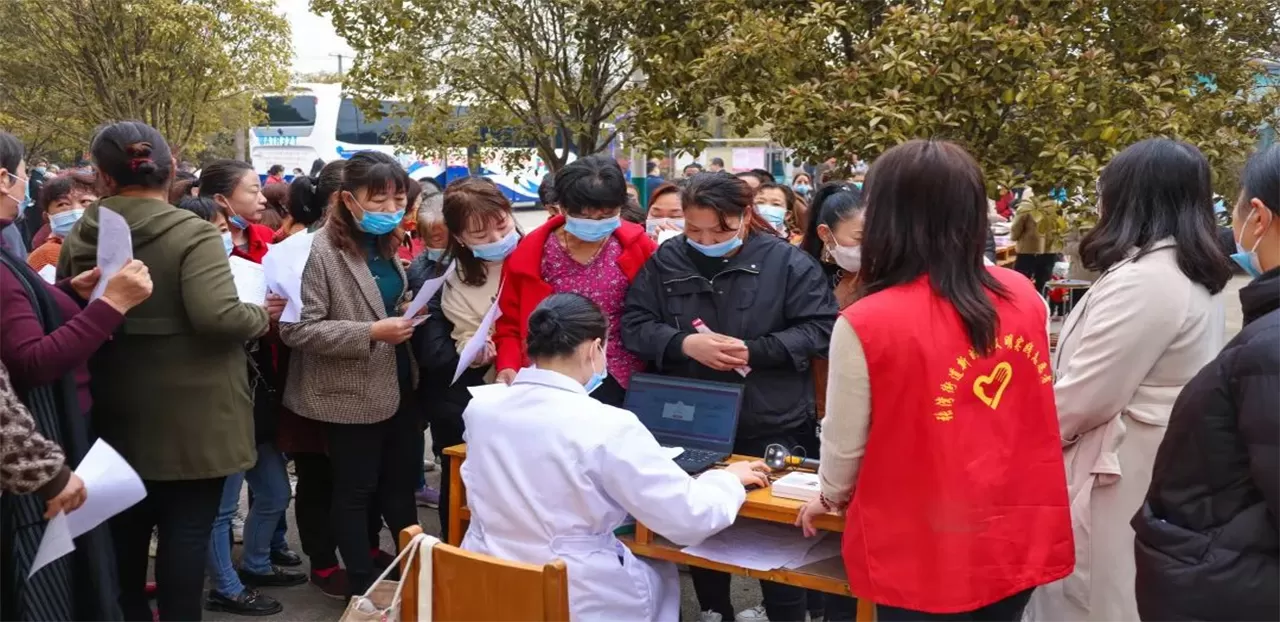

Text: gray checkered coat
xmin=280 ymin=228 xmax=417 ymax=424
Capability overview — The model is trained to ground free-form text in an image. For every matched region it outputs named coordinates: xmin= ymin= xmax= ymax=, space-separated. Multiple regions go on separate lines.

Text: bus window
xmin=264 ymin=95 xmax=317 ymax=127
xmin=337 ymin=99 xmax=409 ymax=145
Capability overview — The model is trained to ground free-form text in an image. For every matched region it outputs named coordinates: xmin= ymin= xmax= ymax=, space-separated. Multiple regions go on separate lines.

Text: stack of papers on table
xmin=681 ymin=519 xmax=841 ymax=571
xmin=771 ymin=471 xmax=820 ymax=502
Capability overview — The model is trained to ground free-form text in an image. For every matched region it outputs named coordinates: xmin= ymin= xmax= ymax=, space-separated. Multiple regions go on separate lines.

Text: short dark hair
xmin=90 ymin=121 xmax=173 ymax=190
xmin=268 ymin=164 xmax=285 ymax=176
xmin=555 ymin=154 xmax=627 ymax=216
xmin=176 ymin=196 xmax=227 ymax=223
xmin=680 ymin=171 xmax=773 ymax=235
xmin=1241 ymin=144 xmax=1279 ymax=216
xmin=736 ymin=169 xmax=773 ymax=186
xmin=647 ymin=160 xmax=659 ymax=175
xmin=198 ymin=159 xmax=256 ymax=199
xmin=710 ymin=157 xmax=724 ymax=167
xmin=683 ymin=162 xmax=703 ymax=173
xmin=801 ymin=182 xmax=864 ymax=262
xmin=526 ymin=293 xmax=608 ymax=359
xmin=537 ymin=172 xmax=559 ymax=207
xmin=859 ymin=139 xmax=1008 ymax=355
xmin=1080 ymin=138 xmax=1232 ymax=294
xmin=37 ymin=171 xmax=97 ymax=214
xmin=288 ymin=159 xmax=344 ymax=226
xmin=0 ymin=132 xmax=22 ymax=175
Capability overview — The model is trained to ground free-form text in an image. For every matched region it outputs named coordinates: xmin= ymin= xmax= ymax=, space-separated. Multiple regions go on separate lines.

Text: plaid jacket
xmin=280 ymin=228 xmax=417 ymax=425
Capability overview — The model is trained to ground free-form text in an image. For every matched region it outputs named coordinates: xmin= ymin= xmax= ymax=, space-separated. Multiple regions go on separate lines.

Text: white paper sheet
xmin=783 ymin=532 xmax=841 ymax=569
xmin=228 ymin=256 xmax=267 ymax=305
xmin=261 ymin=231 xmax=316 ymax=323
xmin=89 ymin=207 xmax=132 ymax=300
xmin=38 ymin=265 xmax=56 ymax=284
xmin=658 ymin=229 xmax=681 ymax=244
xmin=403 ymin=262 xmax=456 ymax=321
xmin=451 ymin=290 xmax=503 ymax=385
xmin=681 ymin=519 xmax=823 ymax=571
xmin=29 ymin=440 xmax=146 ymax=577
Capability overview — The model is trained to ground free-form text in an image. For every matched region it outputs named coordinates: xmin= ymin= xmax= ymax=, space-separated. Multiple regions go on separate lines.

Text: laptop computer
xmin=623 ymin=373 xmax=744 ymax=474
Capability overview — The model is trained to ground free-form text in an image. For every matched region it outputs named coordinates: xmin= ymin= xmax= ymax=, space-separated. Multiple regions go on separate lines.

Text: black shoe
xmin=205 ymin=589 xmax=283 ymax=616
xmin=270 ymin=548 xmax=302 ymax=567
xmin=238 ymin=565 xmax=307 ymax=588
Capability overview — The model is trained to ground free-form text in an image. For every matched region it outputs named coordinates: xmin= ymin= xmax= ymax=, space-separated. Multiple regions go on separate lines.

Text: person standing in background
xmin=396 ymin=179 xmax=426 ymax=263
xmin=493 ymin=154 xmax=656 ymax=407
xmin=60 ymin=121 xmax=270 ymax=622
xmin=1026 ymin=139 xmax=1233 ymax=622
xmin=1131 ymin=145 xmax=1280 ymax=622
xmin=259 ymin=182 xmax=288 ymax=232
xmin=199 ymin=159 xmax=274 ymax=263
xmin=279 ymin=150 xmax=421 ymax=599
xmin=622 ymin=171 xmax=836 ymax=622
xmin=1010 ymin=190 xmax=1061 ymax=294
xmin=265 ymin=165 xmax=286 ymax=186
xmin=26 ymin=171 xmax=98 ymax=272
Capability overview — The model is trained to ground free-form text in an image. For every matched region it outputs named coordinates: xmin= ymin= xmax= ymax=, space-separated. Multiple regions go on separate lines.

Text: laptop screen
xmin=623 ymin=373 xmax=743 ymax=453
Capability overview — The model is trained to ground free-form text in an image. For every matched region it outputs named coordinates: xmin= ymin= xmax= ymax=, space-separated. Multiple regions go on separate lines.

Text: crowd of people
xmin=0 ymin=118 xmax=1275 ymax=622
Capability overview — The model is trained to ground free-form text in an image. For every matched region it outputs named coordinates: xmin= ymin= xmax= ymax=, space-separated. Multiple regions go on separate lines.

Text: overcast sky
xmin=279 ymin=0 xmax=354 ymax=75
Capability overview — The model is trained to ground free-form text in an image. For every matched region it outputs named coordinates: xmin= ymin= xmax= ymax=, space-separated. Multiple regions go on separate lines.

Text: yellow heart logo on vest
xmin=973 ymin=361 xmax=1013 ymax=410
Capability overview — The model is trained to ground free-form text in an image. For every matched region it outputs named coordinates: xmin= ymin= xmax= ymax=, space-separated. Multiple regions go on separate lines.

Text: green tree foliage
xmin=0 ymin=0 xmax=291 ymax=158
xmin=315 ymin=0 xmax=637 ymax=173
xmin=630 ymin=0 xmax=1280 ymax=234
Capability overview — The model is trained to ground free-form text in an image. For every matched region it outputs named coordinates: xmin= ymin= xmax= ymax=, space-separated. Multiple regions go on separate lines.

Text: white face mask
xmin=829 ymin=243 xmax=862 ymax=273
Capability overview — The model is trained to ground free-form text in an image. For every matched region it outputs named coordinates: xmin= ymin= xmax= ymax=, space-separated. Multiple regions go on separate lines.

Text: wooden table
xmin=443 ymin=444 xmax=875 ymax=621
xmin=996 ymin=244 xmax=1017 ymax=267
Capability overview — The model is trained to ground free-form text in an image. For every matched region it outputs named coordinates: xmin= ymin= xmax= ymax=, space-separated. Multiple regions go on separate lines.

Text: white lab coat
xmin=460 ymin=368 xmax=747 ymax=621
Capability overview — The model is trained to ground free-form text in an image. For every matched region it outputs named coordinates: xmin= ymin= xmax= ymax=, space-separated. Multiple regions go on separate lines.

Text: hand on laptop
xmin=683 ymin=333 xmax=749 ymax=371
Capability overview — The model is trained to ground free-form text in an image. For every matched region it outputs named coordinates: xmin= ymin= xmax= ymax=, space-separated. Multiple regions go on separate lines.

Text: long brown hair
xmin=443 ymin=177 xmax=517 ymax=286
xmin=327 ymin=151 xmax=407 ymax=260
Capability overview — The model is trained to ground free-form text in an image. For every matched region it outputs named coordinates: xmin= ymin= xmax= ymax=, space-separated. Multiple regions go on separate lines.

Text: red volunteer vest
xmin=840 ymin=267 xmax=1073 ymax=613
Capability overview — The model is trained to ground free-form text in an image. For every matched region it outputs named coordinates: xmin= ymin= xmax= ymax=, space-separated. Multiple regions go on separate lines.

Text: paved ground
xmin=204 ymin=211 xmax=1252 ymax=622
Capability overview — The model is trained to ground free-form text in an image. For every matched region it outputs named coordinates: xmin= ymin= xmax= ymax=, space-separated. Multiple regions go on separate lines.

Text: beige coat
xmin=1026 ymin=239 xmax=1224 ymax=621
xmin=280 ymin=228 xmax=417 ymax=425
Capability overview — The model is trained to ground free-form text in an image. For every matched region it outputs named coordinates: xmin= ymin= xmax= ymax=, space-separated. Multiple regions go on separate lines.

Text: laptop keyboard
xmin=673 ymin=448 xmax=724 ymax=468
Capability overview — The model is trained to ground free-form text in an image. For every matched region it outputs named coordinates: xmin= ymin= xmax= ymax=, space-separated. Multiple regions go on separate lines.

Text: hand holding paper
xmin=228 ymin=255 xmax=267 ymax=305
xmin=403 ymin=262 xmax=455 ymax=321
xmin=453 ymin=291 xmax=503 ymax=384
xmin=89 ymin=207 xmax=132 ymax=301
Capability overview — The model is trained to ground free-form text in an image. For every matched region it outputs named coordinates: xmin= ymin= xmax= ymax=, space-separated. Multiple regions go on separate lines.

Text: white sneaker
xmin=735 ymin=605 xmax=768 ymax=622
xmin=699 ymin=611 xmax=723 ymax=622
xmin=423 ymin=459 xmax=436 ymax=473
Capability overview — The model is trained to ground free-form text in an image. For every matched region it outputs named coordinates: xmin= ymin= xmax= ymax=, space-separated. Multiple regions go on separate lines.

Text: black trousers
xmin=110 ymin=477 xmax=224 ymax=621
xmin=690 ymin=431 xmax=815 ymax=622
xmin=326 ymin=402 xmax=420 ymax=596
xmin=293 ymin=452 xmax=391 ymax=571
xmin=1013 ymin=253 xmax=1058 ymax=295
xmin=877 ymin=588 xmax=1033 ymax=621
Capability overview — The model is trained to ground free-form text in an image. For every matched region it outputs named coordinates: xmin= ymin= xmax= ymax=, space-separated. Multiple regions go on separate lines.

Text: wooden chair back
xmin=398 ymin=526 xmax=570 ymax=621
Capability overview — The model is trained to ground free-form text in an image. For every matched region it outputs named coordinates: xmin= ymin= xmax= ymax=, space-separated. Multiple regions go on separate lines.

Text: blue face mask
xmin=757 ymin=204 xmax=787 ymax=231
xmin=564 ymin=215 xmax=621 ymax=242
xmin=687 ymin=234 xmax=744 ymax=258
xmin=470 ymin=229 xmax=519 ymax=262
xmin=584 ymin=342 xmax=608 ymax=394
xmin=50 ymin=209 xmax=84 ymax=237
xmin=228 ymin=215 xmax=249 ymax=230
xmin=1230 ymin=207 xmax=1268 ymax=278
xmin=794 ymin=184 xmax=811 ymax=196
xmin=425 ymin=247 xmax=446 ymax=262
xmin=221 ymin=231 xmax=234 ymax=256
xmin=346 ymin=192 xmax=405 ymax=236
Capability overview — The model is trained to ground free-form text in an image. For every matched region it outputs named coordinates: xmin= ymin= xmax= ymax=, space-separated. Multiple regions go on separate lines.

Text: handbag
xmin=340 ymin=533 xmax=438 ymax=622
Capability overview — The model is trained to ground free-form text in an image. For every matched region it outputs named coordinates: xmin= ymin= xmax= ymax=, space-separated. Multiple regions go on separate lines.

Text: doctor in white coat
xmin=461 ymin=293 xmax=770 ymax=621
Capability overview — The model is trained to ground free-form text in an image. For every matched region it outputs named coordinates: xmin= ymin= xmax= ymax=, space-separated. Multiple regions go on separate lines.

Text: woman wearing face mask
xmin=755 ymin=181 xmax=804 ymax=244
xmin=417 ymin=178 xmax=519 ymax=538
xmin=396 ymin=179 xmax=427 ymax=263
xmin=277 ymin=160 xmax=344 ymax=243
xmin=802 ymin=182 xmax=866 ymax=310
xmin=199 ymin=159 xmax=274 ymax=263
xmin=645 ymin=182 xmax=685 ymax=242
xmin=1131 ymin=145 xmax=1280 ymax=622
xmin=59 ymin=122 xmax=269 ymax=621
xmin=279 ymin=150 xmax=421 ymax=599
xmin=0 ymin=133 xmax=151 ymax=622
xmin=792 ymin=172 xmax=813 ymax=199
xmin=1025 ymin=139 xmax=1233 ymax=622
xmin=462 ymin=292 xmax=769 ymax=621
xmin=493 ymin=154 xmax=656 ymax=406
xmin=27 ymin=171 xmax=99 ymax=272
xmin=622 ymin=171 xmax=838 ymax=622
xmin=406 ymin=189 xmax=449 ymax=292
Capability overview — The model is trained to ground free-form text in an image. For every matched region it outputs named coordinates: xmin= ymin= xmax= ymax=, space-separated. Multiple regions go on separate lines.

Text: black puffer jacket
xmin=1132 ymin=267 xmax=1279 ymax=621
xmin=622 ymin=232 xmax=837 ymax=441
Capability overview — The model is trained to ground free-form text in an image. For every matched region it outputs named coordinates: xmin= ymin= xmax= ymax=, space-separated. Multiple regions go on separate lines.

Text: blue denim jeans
xmin=206 ymin=444 xmax=291 ymax=597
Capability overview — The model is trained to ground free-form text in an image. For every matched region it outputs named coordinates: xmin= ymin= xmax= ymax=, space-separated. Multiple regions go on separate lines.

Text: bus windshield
xmin=263 ymin=95 xmax=317 ymax=127
xmin=336 ymin=99 xmax=409 ymax=145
